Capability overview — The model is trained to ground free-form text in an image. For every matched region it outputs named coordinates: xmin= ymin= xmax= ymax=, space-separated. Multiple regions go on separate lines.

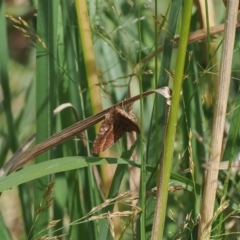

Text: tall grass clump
xmin=0 ymin=1 xmax=240 ymax=240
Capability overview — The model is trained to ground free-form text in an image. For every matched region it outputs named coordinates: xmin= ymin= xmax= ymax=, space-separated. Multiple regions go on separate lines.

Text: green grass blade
xmin=0 ymin=5 xmax=34 ymax=238
xmin=0 ymin=157 xmax=141 ymax=192
xmin=0 ymin=1 xmax=18 ymax=153
xmin=34 ymin=0 xmax=58 ymax=236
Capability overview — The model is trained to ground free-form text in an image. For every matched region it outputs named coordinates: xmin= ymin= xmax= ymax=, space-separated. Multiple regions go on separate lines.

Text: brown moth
xmin=92 ymin=106 xmax=140 ymax=154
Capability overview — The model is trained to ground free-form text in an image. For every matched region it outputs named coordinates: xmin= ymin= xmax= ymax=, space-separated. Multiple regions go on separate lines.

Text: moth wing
xmin=92 ymin=119 xmax=114 ymax=154
xmin=112 ymin=120 xmax=126 ymax=143
xmin=92 ymin=106 xmax=140 ymax=154
xmin=122 ymin=118 xmax=140 ymax=133
xmin=115 ymin=110 xmax=140 ymax=134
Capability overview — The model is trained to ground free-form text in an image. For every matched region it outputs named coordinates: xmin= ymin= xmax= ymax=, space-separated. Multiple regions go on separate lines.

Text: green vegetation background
xmin=0 ymin=0 xmax=240 ymax=239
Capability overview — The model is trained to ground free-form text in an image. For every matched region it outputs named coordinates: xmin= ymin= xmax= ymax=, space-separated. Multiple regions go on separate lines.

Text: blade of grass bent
xmin=6 ymin=88 xmax=170 ymax=174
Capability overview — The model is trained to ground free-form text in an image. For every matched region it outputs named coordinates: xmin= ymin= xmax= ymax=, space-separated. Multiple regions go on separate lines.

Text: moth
xmin=92 ymin=106 xmax=140 ymax=154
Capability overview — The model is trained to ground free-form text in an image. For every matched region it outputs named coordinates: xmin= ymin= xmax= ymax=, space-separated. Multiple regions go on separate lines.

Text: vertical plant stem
xmin=75 ymin=1 xmax=101 ymax=238
xmin=151 ymin=1 xmax=193 ymax=239
xmin=75 ymin=0 xmax=102 ymax=115
xmin=137 ymin=0 xmax=145 ymax=239
xmin=197 ymin=1 xmax=239 ymax=239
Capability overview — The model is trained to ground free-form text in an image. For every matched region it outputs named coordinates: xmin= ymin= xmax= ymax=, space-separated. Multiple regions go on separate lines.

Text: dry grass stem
xmin=198 ymin=1 xmax=239 ymax=238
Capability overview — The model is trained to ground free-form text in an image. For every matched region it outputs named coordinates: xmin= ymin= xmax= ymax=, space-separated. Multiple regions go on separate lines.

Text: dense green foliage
xmin=0 ymin=0 xmax=240 ymax=239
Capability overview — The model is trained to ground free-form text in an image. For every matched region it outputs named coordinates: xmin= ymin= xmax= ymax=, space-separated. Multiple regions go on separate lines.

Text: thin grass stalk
xmin=182 ymin=54 xmax=206 ymax=215
xmin=148 ymin=0 xmax=181 ymax=237
xmin=203 ymin=0 xmax=218 ymax=106
xmin=154 ymin=0 xmax=158 ymax=90
xmin=75 ymin=0 xmax=102 ymax=116
xmin=152 ymin=0 xmax=160 ymax=167
xmin=147 ymin=1 xmax=180 ymax=170
xmin=146 ymin=1 xmax=181 ymax=191
xmin=197 ymin=1 xmax=239 ymax=239
xmin=204 ymin=0 xmax=213 ymax=60
xmin=75 ymin=2 xmax=103 ymax=238
xmin=137 ymin=3 xmax=146 ymax=240
xmin=146 ymin=2 xmax=177 ymax=180
xmin=151 ymin=1 xmax=193 ymax=239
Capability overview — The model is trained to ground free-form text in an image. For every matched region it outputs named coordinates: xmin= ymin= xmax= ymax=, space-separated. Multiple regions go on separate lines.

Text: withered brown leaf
xmin=92 ymin=106 xmax=140 ymax=154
